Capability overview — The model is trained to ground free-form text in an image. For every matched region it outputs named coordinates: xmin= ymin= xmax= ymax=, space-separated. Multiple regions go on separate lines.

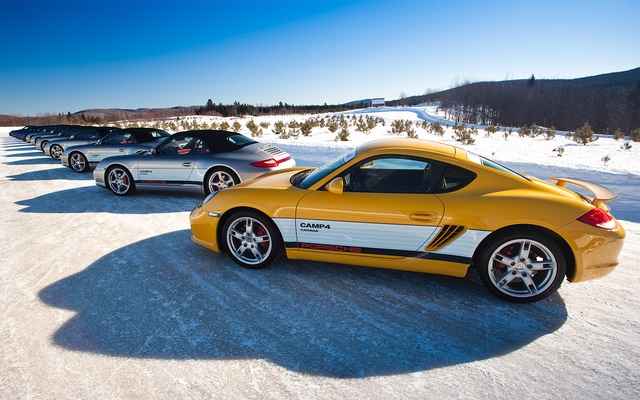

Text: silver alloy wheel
xmin=70 ymin=153 xmax=87 ymax=172
xmin=487 ymin=238 xmax=558 ymax=299
xmin=51 ymin=144 xmax=64 ymax=160
xmin=226 ymin=216 xmax=273 ymax=266
xmin=208 ymin=170 xmax=236 ymax=194
xmin=107 ymin=167 xmax=132 ymax=195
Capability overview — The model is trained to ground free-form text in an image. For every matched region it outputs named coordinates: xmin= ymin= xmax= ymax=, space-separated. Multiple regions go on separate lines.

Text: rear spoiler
xmin=549 ymin=177 xmax=617 ymax=208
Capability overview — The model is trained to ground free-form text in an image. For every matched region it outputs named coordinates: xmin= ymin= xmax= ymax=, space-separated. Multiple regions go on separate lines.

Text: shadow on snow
xmin=16 ymin=186 xmax=201 ymax=214
xmin=39 ymin=230 xmax=568 ymax=378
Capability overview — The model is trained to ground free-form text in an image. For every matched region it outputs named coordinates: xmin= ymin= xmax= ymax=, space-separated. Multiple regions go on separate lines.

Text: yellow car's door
xmin=294 ymin=156 xmax=445 ymax=258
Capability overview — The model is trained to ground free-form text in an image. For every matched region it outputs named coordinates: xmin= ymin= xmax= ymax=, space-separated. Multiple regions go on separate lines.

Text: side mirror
xmin=360 ymin=160 xmax=374 ymax=168
xmin=150 ymin=148 xmax=157 ymax=155
xmin=326 ymin=177 xmax=344 ymax=195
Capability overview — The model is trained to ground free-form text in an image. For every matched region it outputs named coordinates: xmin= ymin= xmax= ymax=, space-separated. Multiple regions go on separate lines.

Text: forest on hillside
xmin=391 ymin=68 xmax=640 ymax=134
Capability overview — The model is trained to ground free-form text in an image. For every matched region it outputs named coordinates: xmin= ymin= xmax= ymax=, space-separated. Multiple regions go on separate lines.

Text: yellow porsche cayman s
xmin=190 ymin=138 xmax=625 ymax=303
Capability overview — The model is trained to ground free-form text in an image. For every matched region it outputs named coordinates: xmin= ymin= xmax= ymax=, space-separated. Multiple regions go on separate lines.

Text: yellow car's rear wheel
xmin=223 ymin=211 xmax=281 ymax=269
xmin=478 ymin=230 xmax=566 ymax=303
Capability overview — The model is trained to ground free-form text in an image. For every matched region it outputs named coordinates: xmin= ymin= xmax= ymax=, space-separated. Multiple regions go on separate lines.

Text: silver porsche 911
xmin=93 ymin=130 xmax=296 ymax=196
xmin=43 ymin=126 xmax=118 ymax=160
xmin=61 ymin=128 xmax=170 ymax=172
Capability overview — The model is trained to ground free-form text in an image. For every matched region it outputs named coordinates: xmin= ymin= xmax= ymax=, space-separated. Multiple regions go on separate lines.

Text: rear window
xmin=466 ymin=151 xmax=529 ymax=180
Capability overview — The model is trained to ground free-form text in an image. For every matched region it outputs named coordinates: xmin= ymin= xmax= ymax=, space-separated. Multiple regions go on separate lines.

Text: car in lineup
xmin=189 ymin=138 xmax=626 ymax=303
xmin=43 ymin=126 xmax=118 ymax=160
xmin=23 ymin=125 xmax=64 ymax=143
xmin=60 ymin=128 xmax=170 ymax=172
xmin=93 ymin=129 xmax=296 ymax=196
xmin=10 ymin=125 xmax=48 ymax=141
xmin=34 ymin=125 xmax=85 ymax=150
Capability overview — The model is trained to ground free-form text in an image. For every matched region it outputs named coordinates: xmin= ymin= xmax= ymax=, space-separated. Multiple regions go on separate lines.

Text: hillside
xmin=390 ymin=68 xmax=640 ymax=133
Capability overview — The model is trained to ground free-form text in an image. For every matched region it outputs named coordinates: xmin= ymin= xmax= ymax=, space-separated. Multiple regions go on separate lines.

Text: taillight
xmin=577 ymin=208 xmax=616 ymax=230
xmin=251 ymin=158 xmax=278 ymax=168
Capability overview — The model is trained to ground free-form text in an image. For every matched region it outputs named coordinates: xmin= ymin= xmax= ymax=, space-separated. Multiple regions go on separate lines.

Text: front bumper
xmin=189 ymin=202 xmax=222 ymax=253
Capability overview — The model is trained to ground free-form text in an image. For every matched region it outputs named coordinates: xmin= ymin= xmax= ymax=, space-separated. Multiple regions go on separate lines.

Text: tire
xmin=204 ymin=167 xmax=239 ymax=196
xmin=50 ymin=144 xmax=64 ymax=160
xmin=69 ymin=152 xmax=89 ymax=172
xmin=222 ymin=211 xmax=281 ymax=269
xmin=106 ymin=166 xmax=136 ymax=196
xmin=477 ymin=230 xmax=566 ymax=303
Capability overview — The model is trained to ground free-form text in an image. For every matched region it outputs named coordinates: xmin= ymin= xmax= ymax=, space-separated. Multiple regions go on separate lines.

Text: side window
xmin=194 ymin=139 xmax=211 ymax=154
xmin=150 ymin=131 xmax=168 ymax=139
xmin=104 ymin=132 xmax=132 ymax=145
xmin=75 ymin=129 xmax=101 ymax=140
xmin=342 ymin=156 xmax=431 ymax=193
xmin=433 ymin=165 xmax=476 ymax=193
xmin=156 ymin=136 xmax=195 ymax=155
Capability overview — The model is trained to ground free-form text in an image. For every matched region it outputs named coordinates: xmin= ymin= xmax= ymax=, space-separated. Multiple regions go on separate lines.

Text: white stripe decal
xmin=276 ymin=218 xmax=438 ymax=252
xmin=274 ymin=218 xmax=491 ymax=258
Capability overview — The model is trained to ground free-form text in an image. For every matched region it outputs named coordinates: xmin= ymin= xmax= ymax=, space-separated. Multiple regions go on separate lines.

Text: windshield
xmin=294 ymin=148 xmax=357 ymax=189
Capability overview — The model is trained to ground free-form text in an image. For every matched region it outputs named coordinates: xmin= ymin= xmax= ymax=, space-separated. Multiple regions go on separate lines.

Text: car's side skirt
xmin=285 ymin=247 xmax=470 ymax=277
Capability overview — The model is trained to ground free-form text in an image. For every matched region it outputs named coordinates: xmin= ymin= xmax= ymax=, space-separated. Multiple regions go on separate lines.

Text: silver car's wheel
xmin=205 ymin=167 xmax=239 ymax=196
xmin=107 ymin=166 xmax=136 ymax=196
xmin=478 ymin=230 xmax=566 ymax=303
xmin=223 ymin=212 xmax=281 ymax=269
xmin=70 ymin=152 xmax=89 ymax=172
xmin=50 ymin=144 xmax=64 ymax=160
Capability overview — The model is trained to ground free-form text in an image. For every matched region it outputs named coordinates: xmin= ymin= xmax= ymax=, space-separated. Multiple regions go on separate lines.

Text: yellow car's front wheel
xmin=223 ymin=211 xmax=281 ymax=269
xmin=478 ymin=230 xmax=567 ymax=303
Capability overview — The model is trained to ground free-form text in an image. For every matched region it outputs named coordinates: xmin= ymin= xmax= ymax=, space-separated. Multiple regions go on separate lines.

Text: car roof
xmin=357 ymin=138 xmax=457 ymax=158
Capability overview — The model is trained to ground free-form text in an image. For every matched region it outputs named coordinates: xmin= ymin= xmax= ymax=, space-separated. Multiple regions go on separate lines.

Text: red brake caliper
xmin=256 ymin=226 xmax=268 ymax=250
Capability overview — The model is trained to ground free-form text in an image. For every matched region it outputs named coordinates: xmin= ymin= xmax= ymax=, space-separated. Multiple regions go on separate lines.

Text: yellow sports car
xmin=190 ymin=138 xmax=626 ymax=303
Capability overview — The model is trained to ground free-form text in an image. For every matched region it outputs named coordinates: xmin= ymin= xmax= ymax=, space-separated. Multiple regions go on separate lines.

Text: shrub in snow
xmin=452 ymin=123 xmax=475 ymax=145
xmin=613 ymin=128 xmax=626 ymax=140
xmin=246 ymin=119 xmax=262 ymax=137
xmin=544 ymin=126 xmax=557 ymax=140
xmin=300 ymin=120 xmax=313 ymax=137
xmin=572 ymin=123 xmax=598 ymax=145
xmin=518 ymin=125 xmax=531 ymax=137
xmin=287 ymin=120 xmax=300 ymax=139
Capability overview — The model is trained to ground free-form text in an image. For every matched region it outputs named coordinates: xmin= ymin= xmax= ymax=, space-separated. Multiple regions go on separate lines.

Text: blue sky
xmin=1 ymin=0 xmax=639 ymax=116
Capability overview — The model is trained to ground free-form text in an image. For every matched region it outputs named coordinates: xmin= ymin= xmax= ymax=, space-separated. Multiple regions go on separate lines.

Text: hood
xmin=237 ymin=167 xmax=309 ymax=190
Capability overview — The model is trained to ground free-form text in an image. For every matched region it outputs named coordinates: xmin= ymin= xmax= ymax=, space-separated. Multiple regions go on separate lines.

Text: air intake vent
xmin=425 ymin=225 xmax=467 ymax=251
xmin=260 ymin=145 xmax=286 ymax=156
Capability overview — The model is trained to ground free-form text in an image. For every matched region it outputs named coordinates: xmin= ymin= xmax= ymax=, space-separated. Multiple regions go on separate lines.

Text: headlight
xmin=94 ymin=166 xmax=105 ymax=172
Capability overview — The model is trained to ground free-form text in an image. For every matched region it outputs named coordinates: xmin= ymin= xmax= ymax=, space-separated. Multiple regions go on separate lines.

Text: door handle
xmin=182 ymin=162 xmax=192 ymax=167
xmin=118 ymin=149 xmax=125 ymax=152
xmin=410 ymin=212 xmax=438 ymax=222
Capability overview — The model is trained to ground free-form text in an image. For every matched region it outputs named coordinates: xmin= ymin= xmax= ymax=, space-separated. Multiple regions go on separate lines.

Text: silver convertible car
xmin=93 ymin=130 xmax=296 ymax=196
xmin=61 ymin=128 xmax=170 ymax=172
xmin=43 ymin=126 xmax=117 ymax=160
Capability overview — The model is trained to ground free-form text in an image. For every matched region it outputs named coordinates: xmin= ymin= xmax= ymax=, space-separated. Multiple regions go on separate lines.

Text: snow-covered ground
xmin=1 ymin=106 xmax=639 ymax=398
